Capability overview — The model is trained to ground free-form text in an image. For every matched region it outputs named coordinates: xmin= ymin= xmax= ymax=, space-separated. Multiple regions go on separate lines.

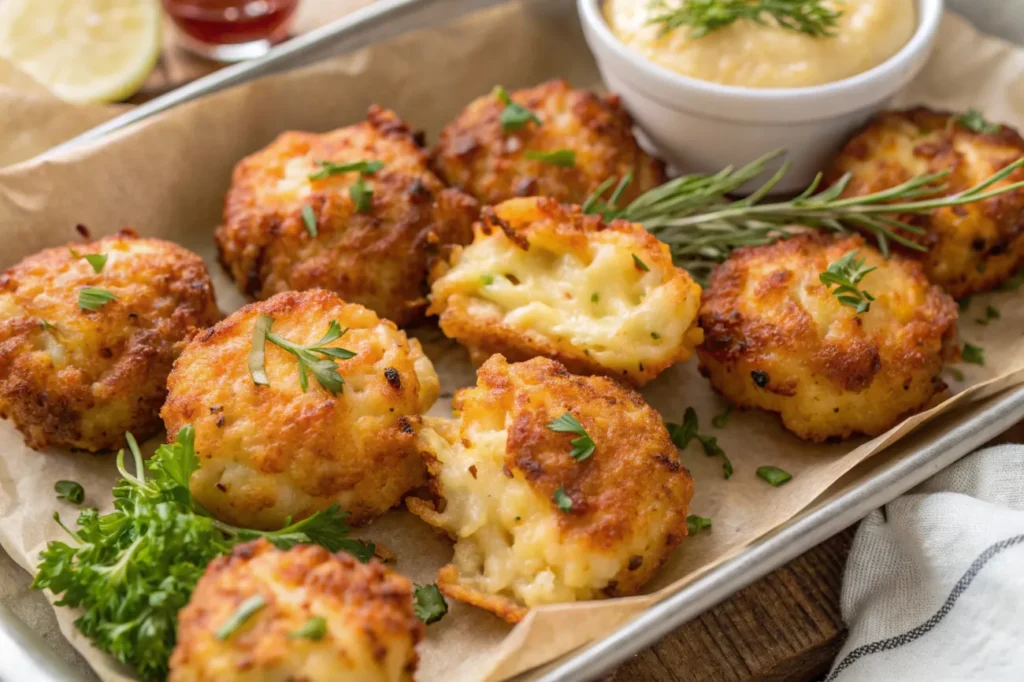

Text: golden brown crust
xmin=169 ymin=539 xmax=423 ymax=682
xmin=161 ymin=289 xmax=439 ymax=529
xmin=826 ymin=107 xmax=1024 ymax=298
xmin=428 ymin=197 xmax=703 ymax=387
xmin=0 ymin=230 xmax=219 ymax=451
xmin=216 ymin=105 xmax=479 ymax=326
xmin=697 ymin=233 xmax=958 ymax=442
xmin=431 ymin=79 xmax=665 ymax=205
xmin=409 ymin=355 xmax=693 ymax=621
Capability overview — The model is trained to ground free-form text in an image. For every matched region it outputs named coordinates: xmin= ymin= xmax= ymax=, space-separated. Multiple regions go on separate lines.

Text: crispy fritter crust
xmin=697 ymin=233 xmax=958 ymax=442
xmin=216 ymin=106 xmax=479 ymax=326
xmin=169 ymin=539 xmax=422 ymax=682
xmin=161 ymin=289 xmax=439 ymax=529
xmin=431 ymin=79 xmax=665 ymax=205
xmin=408 ymin=355 xmax=693 ymax=622
xmin=427 ymin=197 xmax=703 ymax=387
xmin=0 ymin=231 xmax=219 ymax=451
xmin=826 ymin=107 xmax=1024 ymax=298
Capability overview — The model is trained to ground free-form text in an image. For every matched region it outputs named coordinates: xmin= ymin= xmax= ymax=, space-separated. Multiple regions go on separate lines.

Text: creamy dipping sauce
xmin=602 ymin=0 xmax=917 ymax=88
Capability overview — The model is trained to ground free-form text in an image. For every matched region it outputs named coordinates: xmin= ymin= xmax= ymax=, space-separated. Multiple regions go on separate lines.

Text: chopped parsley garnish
xmin=481 ymin=274 xmax=495 ymax=285
xmin=78 ymin=287 xmax=117 ymax=311
xmin=350 ymin=176 xmax=374 ymax=213
xmin=999 ymin=269 xmax=1024 ymax=291
xmin=686 ymin=515 xmax=712 ymax=534
xmin=70 ymin=247 xmax=108 ymax=273
xmin=591 ymin=293 xmax=599 ymax=303
xmin=413 ymin=584 xmax=448 ymax=624
xmin=632 ymin=254 xmax=650 ymax=272
xmin=756 ymin=465 xmax=792 ymax=487
xmin=249 ymin=315 xmax=356 ymax=394
xmin=288 ymin=616 xmax=327 ymax=641
xmin=54 ymin=480 xmax=84 ymax=505
xmin=651 ymin=332 xmax=661 ymax=340
xmin=946 ymin=366 xmax=965 ymax=382
xmin=553 ymin=487 xmax=573 ymax=512
xmin=308 ymin=159 xmax=383 ymax=181
xmin=301 ymin=204 xmax=318 ymax=237
xmin=524 ymin=148 xmax=576 ymax=168
xmin=666 ymin=407 xmax=733 ymax=479
xmin=547 ymin=412 xmax=596 ymax=461
xmin=820 ymin=249 xmax=876 ymax=314
xmin=962 ymin=343 xmax=985 ymax=366
xmin=956 ymin=109 xmax=1001 ymax=134
xmin=216 ymin=595 xmax=265 ymax=640
xmin=958 ymin=296 xmax=972 ymax=312
xmin=975 ymin=305 xmax=1000 ymax=325
xmin=712 ymin=404 xmax=733 ymax=429
xmin=493 ymin=86 xmax=542 ymax=131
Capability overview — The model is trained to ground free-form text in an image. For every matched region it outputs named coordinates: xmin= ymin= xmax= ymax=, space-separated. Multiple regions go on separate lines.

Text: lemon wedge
xmin=0 ymin=0 xmax=161 ymax=104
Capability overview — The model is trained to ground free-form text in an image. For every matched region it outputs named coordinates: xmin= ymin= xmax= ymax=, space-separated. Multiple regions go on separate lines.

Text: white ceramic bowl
xmin=578 ymin=0 xmax=944 ymax=192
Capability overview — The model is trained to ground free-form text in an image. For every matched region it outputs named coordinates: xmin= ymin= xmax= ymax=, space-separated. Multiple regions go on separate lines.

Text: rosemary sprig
xmin=648 ymin=0 xmax=843 ymax=39
xmin=584 ymin=150 xmax=1024 ymax=286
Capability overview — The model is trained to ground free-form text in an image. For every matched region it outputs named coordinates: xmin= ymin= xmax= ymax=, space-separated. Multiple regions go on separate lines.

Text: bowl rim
xmin=577 ymin=0 xmax=945 ymax=102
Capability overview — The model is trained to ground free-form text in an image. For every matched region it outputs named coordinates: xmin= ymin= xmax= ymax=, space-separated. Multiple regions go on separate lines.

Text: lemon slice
xmin=0 ymin=0 xmax=161 ymax=104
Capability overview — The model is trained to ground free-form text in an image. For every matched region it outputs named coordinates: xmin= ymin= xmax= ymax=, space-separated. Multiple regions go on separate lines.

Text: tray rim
xmin=10 ymin=2 xmax=1024 ymax=682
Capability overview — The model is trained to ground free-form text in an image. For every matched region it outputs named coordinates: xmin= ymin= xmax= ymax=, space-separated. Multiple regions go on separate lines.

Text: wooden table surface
xmin=135 ymin=7 xmax=1024 ymax=682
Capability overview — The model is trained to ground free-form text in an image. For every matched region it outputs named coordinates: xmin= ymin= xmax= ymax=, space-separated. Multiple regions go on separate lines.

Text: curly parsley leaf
xmin=414 ymin=584 xmax=449 ymax=624
xmin=547 ymin=412 xmax=596 ymax=461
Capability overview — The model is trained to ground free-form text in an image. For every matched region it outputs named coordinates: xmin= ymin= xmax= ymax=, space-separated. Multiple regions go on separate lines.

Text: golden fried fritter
xmin=0 ymin=230 xmax=218 ymax=451
xmin=432 ymin=79 xmax=665 ymax=205
xmin=427 ymin=197 xmax=703 ymax=387
xmin=407 ymin=355 xmax=693 ymax=622
xmin=215 ymin=105 xmax=479 ymax=327
xmin=697 ymin=233 xmax=958 ymax=442
xmin=161 ymin=289 xmax=439 ymax=529
xmin=169 ymin=539 xmax=422 ymax=682
xmin=826 ymin=107 xmax=1024 ymax=298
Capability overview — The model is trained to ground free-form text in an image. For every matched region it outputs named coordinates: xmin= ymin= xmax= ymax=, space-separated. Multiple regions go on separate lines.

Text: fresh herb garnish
xmin=632 ymin=253 xmax=650 ymax=272
xmin=820 ymin=249 xmax=877 ymax=314
xmin=32 ymin=427 xmax=370 ymax=680
xmin=686 ymin=515 xmax=712 ymax=534
xmin=350 ymin=176 xmax=374 ymax=213
xmin=1000 ymin=269 xmax=1024 ymax=291
xmin=946 ymin=366 xmax=965 ymax=382
xmin=958 ymin=296 xmax=972 ymax=312
xmin=308 ymin=159 xmax=383 ymax=181
xmin=493 ymin=86 xmax=542 ymax=131
xmin=289 ymin=616 xmax=327 ymax=641
xmin=250 ymin=316 xmax=356 ymax=394
xmin=756 ymin=465 xmax=792 ymax=487
xmin=547 ymin=412 xmax=596 ymax=461
xmin=413 ymin=584 xmax=449 ymax=624
xmin=54 ymin=480 xmax=84 ymax=505
xmin=591 ymin=293 xmax=599 ymax=303
xmin=649 ymin=0 xmax=843 ymax=39
xmin=524 ymin=148 xmax=575 ymax=168
xmin=666 ymin=408 xmax=733 ymax=479
xmin=553 ymin=487 xmax=573 ymax=512
xmin=481 ymin=274 xmax=495 ymax=285
xmin=581 ymin=172 xmax=633 ymax=221
xmin=78 ymin=287 xmax=117 ymax=311
xmin=216 ymin=595 xmax=265 ymax=640
xmin=955 ymin=109 xmax=1001 ymax=134
xmin=70 ymin=247 xmax=108 ymax=273
xmin=301 ymin=204 xmax=317 ymax=237
xmin=962 ymin=343 xmax=985 ymax=366
xmin=594 ymin=151 xmax=1024 ymax=287
xmin=975 ymin=305 xmax=1000 ymax=325
xmin=651 ymin=331 xmax=661 ymax=340
xmin=712 ymin=404 xmax=733 ymax=428
xmin=40 ymin=319 xmax=58 ymax=333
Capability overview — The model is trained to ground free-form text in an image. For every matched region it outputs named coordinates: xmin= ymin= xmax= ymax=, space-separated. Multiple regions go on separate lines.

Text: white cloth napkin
xmin=826 ymin=445 xmax=1024 ymax=681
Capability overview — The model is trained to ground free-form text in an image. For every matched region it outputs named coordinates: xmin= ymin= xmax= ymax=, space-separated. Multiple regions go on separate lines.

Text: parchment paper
xmin=0 ymin=5 xmax=1023 ymax=682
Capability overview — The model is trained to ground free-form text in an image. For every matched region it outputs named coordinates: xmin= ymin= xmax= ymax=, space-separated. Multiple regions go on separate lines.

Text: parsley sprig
xmin=820 ymin=249 xmax=877 ymax=313
xmin=249 ymin=315 xmax=356 ymax=394
xmin=649 ymin=0 xmax=842 ymax=39
xmin=413 ymin=584 xmax=448 ymax=624
xmin=33 ymin=427 xmax=371 ymax=681
xmin=666 ymin=407 xmax=733 ymax=479
xmin=956 ymin=109 xmax=1001 ymax=134
xmin=493 ymin=85 xmax=542 ymax=131
xmin=547 ymin=412 xmax=596 ymax=461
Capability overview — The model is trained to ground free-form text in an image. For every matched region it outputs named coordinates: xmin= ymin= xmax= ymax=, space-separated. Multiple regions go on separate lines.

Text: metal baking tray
xmin=8 ymin=1 xmax=1024 ymax=681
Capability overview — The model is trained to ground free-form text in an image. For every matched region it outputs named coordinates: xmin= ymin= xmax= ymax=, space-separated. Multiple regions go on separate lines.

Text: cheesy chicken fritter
xmin=427 ymin=197 xmax=703 ymax=387
xmin=170 ymin=539 xmax=422 ymax=682
xmin=698 ymin=233 xmax=958 ymax=442
xmin=0 ymin=230 xmax=219 ymax=451
xmin=215 ymin=105 xmax=479 ymax=327
xmin=826 ymin=107 xmax=1024 ymax=298
xmin=161 ymin=289 xmax=439 ymax=530
xmin=432 ymin=79 xmax=665 ymax=205
xmin=407 ymin=355 xmax=694 ymax=622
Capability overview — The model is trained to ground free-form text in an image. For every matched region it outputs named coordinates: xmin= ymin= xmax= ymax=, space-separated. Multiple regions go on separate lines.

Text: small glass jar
xmin=162 ymin=0 xmax=300 ymax=62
